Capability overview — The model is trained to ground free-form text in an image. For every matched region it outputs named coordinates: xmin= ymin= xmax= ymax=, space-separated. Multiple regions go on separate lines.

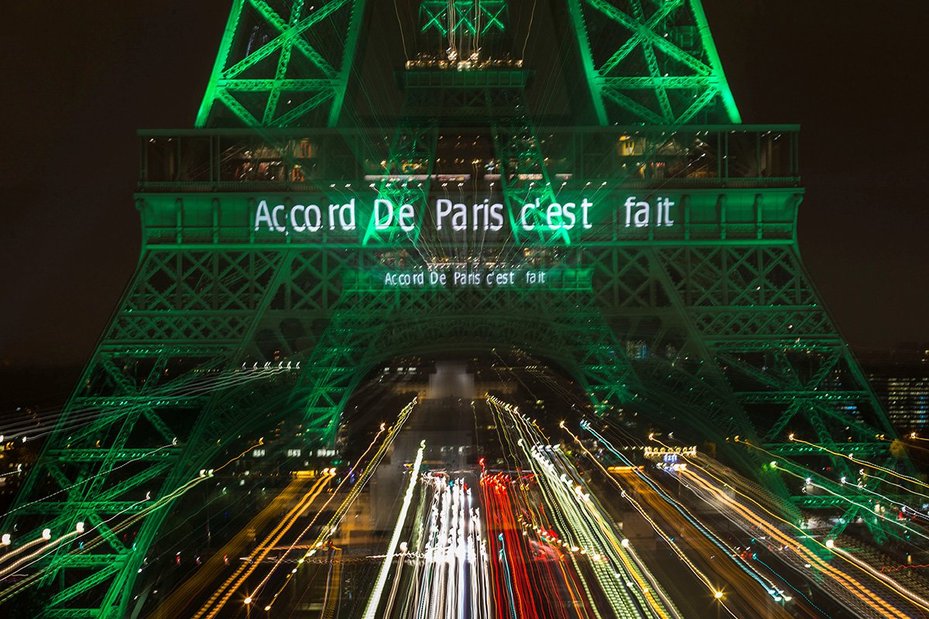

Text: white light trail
xmin=486 ymin=396 xmax=681 ymax=619
xmin=363 ymin=440 xmax=426 ymax=619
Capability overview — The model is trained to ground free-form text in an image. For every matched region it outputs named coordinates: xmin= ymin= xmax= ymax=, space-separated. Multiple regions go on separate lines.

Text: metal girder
xmin=568 ymin=0 xmax=741 ymax=125
xmin=45 ymin=609 xmax=100 ymax=619
xmin=419 ymin=1 xmax=507 ymax=37
xmin=48 ymin=563 xmax=122 ymax=609
xmin=734 ymin=391 xmax=869 ymax=403
xmin=611 ymin=243 xmax=912 ymax=541
xmin=221 ymin=78 xmax=335 ymax=92
xmin=792 ymin=495 xmax=894 ymax=510
xmin=361 ymin=125 xmax=438 ymax=246
xmin=45 ymin=448 xmax=176 ymax=463
xmin=0 ymin=242 xmax=300 ymax=615
xmin=602 ymin=76 xmax=719 ymax=89
xmin=196 ymin=0 xmax=366 ymax=128
xmin=767 ymin=442 xmax=889 ymax=458
xmin=23 ymin=502 xmax=150 ymax=516
xmin=492 ymin=121 xmax=573 ymax=247
xmin=52 ymin=555 xmax=125 ymax=569
xmin=71 ymin=396 xmax=204 ymax=408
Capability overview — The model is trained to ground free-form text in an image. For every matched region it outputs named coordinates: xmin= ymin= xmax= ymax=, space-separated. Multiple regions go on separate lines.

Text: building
xmin=869 ymin=370 xmax=929 ymax=434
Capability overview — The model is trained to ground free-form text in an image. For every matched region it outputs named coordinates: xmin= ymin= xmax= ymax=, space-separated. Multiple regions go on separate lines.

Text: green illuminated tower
xmin=3 ymin=1 xmax=909 ymax=616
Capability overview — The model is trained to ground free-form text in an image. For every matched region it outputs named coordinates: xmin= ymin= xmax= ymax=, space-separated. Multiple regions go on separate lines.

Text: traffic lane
xmin=615 ymin=470 xmax=793 ymax=619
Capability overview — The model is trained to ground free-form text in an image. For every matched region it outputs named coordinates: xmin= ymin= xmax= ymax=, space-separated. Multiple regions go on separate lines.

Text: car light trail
xmin=732 ymin=436 xmax=929 ymax=543
xmin=258 ymin=399 xmax=419 ymax=613
xmin=402 ymin=475 xmax=491 ymax=619
xmin=851 ymin=473 xmax=929 ymax=513
xmin=0 ymin=364 xmax=294 ymax=442
xmin=777 ymin=465 xmax=929 ymax=544
xmin=486 ymin=396 xmax=681 ymax=619
xmin=832 ymin=545 xmax=929 ymax=612
xmin=565 ymin=423 xmax=751 ymax=616
xmin=0 ymin=530 xmax=60 ymax=569
xmin=527 ymin=444 xmax=678 ymax=619
xmin=582 ymin=422 xmax=808 ymax=609
xmin=192 ymin=471 xmax=334 ymax=619
xmin=481 ymin=473 xmax=543 ymax=618
xmin=0 ymin=439 xmax=177 ymax=521
xmin=0 ymin=440 xmax=261 ymax=604
xmin=0 ymin=525 xmax=84 ymax=581
xmin=674 ymin=462 xmax=915 ymax=618
xmin=787 ymin=435 xmax=929 ymax=492
xmin=363 ymin=440 xmax=425 ymax=619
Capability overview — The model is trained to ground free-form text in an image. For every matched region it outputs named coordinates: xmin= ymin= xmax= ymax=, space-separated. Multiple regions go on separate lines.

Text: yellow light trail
xmin=787 ymin=435 xmax=929 ymax=492
xmin=0 ymin=529 xmax=82 ymax=581
xmin=0 ymin=530 xmax=57 ymax=568
xmin=550 ymin=434 xmax=699 ymax=619
xmin=564 ymin=425 xmax=736 ymax=610
xmin=261 ymin=399 xmax=418 ymax=612
xmin=774 ymin=464 xmax=929 ymax=545
xmin=193 ymin=472 xmax=333 ymax=619
xmin=833 ymin=547 xmax=929 ymax=612
xmin=732 ymin=437 xmax=929 ymax=543
xmin=653 ymin=436 xmax=929 ymax=616
xmin=491 ymin=397 xmax=678 ymax=618
xmin=676 ymin=464 xmax=911 ymax=618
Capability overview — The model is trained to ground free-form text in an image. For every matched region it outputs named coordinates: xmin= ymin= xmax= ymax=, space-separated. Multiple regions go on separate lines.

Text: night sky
xmin=1 ymin=1 xmax=928 ymax=373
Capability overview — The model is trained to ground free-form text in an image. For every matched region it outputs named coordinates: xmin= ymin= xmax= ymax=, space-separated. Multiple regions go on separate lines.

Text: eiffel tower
xmin=2 ymin=1 xmax=908 ymax=616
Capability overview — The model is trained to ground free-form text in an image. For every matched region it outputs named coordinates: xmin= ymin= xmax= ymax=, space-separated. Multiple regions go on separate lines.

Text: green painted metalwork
xmin=2 ymin=2 xmax=914 ymax=617
xmin=419 ymin=1 xmax=507 ymax=37
xmin=195 ymin=0 xmax=366 ymax=128
xmin=567 ymin=0 xmax=741 ymax=124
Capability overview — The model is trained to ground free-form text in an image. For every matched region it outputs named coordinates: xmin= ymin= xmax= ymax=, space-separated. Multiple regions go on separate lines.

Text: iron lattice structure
xmin=4 ymin=1 xmax=909 ymax=616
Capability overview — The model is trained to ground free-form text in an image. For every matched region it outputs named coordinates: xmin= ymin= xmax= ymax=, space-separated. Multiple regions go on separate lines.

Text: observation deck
xmin=136 ymin=125 xmax=801 ymax=248
xmin=139 ymin=125 xmax=799 ymax=193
